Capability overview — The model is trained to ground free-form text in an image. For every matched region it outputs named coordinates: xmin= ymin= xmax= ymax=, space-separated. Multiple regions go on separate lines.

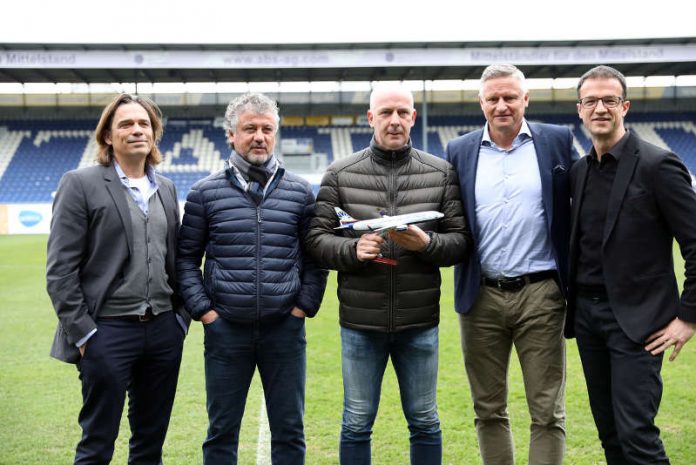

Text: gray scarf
xmin=229 ymin=151 xmax=276 ymax=187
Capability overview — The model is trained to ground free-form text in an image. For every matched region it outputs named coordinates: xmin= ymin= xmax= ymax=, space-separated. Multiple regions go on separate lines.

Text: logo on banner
xmin=19 ymin=210 xmax=43 ymax=228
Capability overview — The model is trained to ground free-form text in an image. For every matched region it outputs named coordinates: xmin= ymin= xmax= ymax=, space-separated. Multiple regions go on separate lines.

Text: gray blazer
xmin=46 ymin=163 xmax=189 ymax=363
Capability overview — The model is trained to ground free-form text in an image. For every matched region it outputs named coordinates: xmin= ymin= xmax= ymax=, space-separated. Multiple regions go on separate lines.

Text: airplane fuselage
xmin=335 ymin=210 xmax=444 ymax=232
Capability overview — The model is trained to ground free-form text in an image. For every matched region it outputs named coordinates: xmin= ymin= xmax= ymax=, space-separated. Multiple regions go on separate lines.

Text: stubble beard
xmin=244 ymin=151 xmax=271 ymax=166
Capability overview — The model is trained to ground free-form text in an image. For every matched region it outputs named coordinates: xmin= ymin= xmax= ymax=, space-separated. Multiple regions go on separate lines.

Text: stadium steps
xmin=0 ymin=128 xmax=30 ymax=180
xmin=160 ymin=129 xmax=223 ymax=173
xmin=627 ymin=123 xmax=670 ymax=150
xmin=3 ymin=115 xmax=696 ymax=203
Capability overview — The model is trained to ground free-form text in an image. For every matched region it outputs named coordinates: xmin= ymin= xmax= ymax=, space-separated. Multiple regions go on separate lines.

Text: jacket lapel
xmin=463 ymin=131 xmax=482 ymax=243
xmin=603 ymin=134 xmax=639 ymax=247
xmin=570 ymin=159 xmax=589 ymax=254
xmin=103 ymin=164 xmax=134 ymax=256
xmin=530 ymin=124 xmax=554 ymax=231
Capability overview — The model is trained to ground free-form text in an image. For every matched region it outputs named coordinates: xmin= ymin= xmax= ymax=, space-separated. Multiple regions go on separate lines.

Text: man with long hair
xmin=46 ymin=93 xmax=188 ymax=464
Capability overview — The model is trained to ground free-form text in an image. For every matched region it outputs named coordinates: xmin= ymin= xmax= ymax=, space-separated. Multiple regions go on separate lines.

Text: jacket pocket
xmin=204 ymin=261 xmax=218 ymax=308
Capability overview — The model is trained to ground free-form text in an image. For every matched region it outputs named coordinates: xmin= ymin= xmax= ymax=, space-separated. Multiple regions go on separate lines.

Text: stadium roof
xmin=2 ymin=38 xmax=696 ymax=85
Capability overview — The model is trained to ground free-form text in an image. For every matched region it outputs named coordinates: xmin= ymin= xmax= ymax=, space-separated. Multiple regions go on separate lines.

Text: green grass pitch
xmin=1 ymin=235 xmax=695 ymax=464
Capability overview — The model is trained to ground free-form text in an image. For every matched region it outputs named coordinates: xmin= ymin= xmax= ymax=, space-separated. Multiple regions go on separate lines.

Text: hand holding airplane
xmin=335 ymin=207 xmax=442 ymax=265
xmin=356 ymin=233 xmax=385 ymax=262
xmin=388 ymin=226 xmax=430 ymax=252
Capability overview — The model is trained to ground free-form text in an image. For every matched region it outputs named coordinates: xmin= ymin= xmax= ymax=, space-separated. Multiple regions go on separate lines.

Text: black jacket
xmin=567 ymin=131 xmax=696 ymax=342
xmin=306 ymin=139 xmax=471 ymax=332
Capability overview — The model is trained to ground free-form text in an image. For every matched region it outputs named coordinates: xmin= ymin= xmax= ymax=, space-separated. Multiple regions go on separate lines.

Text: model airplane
xmin=334 ymin=207 xmax=444 ymax=232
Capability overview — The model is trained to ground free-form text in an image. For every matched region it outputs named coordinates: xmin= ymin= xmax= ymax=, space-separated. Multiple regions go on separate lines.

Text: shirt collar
xmin=369 ymin=136 xmax=412 ymax=163
xmin=113 ymin=161 xmax=158 ymax=188
xmin=586 ymin=130 xmax=630 ymax=164
xmin=481 ymin=119 xmax=532 ymax=148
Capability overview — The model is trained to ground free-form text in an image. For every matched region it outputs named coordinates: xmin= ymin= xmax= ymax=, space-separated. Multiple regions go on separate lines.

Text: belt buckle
xmin=500 ymin=277 xmax=525 ymax=292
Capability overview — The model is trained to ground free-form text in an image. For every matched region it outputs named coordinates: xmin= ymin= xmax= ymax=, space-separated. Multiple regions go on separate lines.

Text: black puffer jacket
xmin=306 ymin=139 xmax=471 ymax=332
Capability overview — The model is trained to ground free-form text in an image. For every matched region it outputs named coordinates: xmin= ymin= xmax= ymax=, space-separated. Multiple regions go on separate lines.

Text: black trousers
xmin=74 ymin=311 xmax=184 ymax=465
xmin=575 ymin=295 xmax=669 ymax=465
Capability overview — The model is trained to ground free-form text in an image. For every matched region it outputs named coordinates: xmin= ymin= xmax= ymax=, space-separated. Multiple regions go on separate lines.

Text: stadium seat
xmin=2 ymin=113 xmax=696 ymax=203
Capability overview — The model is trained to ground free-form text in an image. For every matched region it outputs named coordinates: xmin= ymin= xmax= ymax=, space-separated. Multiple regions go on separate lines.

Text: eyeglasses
xmin=578 ymin=96 xmax=623 ymax=109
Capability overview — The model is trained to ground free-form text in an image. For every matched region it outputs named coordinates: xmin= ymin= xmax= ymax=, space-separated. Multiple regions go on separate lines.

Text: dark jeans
xmin=202 ymin=313 xmax=307 ymax=465
xmin=75 ymin=311 xmax=184 ymax=465
xmin=575 ymin=295 xmax=669 ymax=465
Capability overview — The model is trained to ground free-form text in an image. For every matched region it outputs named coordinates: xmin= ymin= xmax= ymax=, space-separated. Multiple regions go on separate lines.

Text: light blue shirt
xmin=114 ymin=161 xmax=159 ymax=214
xmin=475 ymin=120 xmax=556 ymax=279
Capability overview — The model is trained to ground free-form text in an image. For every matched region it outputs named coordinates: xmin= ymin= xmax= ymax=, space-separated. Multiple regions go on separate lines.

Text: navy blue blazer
xmin=445 ymin=122 xmax=578 ymax=314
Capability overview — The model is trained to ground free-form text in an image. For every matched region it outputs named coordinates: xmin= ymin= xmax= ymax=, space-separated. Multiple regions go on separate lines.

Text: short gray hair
xmin=479 ymin=64 xmax=527 ymax=96
xmin=576 ymin=65 xmax=627 ymax=99
xmin=223 ymin=92 xmax=280 ymax=134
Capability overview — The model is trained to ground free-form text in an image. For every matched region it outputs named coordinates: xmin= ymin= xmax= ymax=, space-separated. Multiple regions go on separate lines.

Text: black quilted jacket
xmin=306 ymin=139 xmax=472 ymax=332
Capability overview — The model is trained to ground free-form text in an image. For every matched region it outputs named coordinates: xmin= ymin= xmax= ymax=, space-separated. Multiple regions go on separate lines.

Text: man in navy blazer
xmin=569 ymin=65 xmax=696 ymax=464
xmin=446 ymin=64 xmax=578 ymax=465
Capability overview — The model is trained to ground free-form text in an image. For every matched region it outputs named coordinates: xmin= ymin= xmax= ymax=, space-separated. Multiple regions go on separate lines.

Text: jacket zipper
xmin=388 ymin=151 xmax=397 ymax=332
xmin=256 ymin=205 xmax=262 ymax=321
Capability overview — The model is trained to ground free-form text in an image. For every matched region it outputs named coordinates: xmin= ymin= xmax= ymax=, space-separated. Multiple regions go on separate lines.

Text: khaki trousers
xmin=459 ymin=278 xmax=566 ymax=465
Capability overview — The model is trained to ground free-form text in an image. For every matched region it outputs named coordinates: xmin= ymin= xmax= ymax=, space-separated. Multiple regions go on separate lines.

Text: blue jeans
xmin=202 ymin=314 xmax=307 ymax=465
xmin=340 ymin=326 xmax=441 ymax=465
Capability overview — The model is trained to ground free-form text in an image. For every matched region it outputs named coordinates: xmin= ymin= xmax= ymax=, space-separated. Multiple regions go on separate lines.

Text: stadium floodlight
xmin=552 ymin=78 xmax=578 ymax=89
xmin=183 ymin=83 xmax=219 ymax=93
xmin=248 ymin=82 xmax=282 ymax=93
xmin=626 ymin=76 xmax=645 ymax=87
xmin=20 ymin=83 xmax=65 ymax=94
xmin=368 ymin=80 xmax=424 ymax=92
xmin=426 ymin=80 xmax=465 ymax=91
xmin=339 ymin=82 xmax=371 ymax=92
xmin=0 ymin=83 xmax=24 ymax=94
xmin=216 ymin=82 xmax=250 ymax=93
xmin=2 ymin=76 xmax=696 ymax=97
xmin=85 ymin=83 xmax=137 ymax=94
xmin=644 ymin=75 xmax=677 ymax=87
xmin=309 ymin=82 xmax=341 ymax=93
xmin=527 ymin=78 xmax=555 ymax=90
xmin=279 ymin=82 xmax=312 ymax=93
xmin=677 ymin=75 xmax=696 ymax=86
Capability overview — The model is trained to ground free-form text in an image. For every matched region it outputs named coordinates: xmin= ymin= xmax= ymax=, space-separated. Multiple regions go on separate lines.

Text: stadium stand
xmin=1 ymin=113 xmax=695 ymax=203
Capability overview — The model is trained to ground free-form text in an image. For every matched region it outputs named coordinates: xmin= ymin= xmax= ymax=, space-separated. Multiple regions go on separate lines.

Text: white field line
xmin=256 ymin=392 xmax=271 ymax=465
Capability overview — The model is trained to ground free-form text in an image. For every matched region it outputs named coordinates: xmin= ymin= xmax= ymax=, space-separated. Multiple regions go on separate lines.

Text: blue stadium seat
xmin=2 ymin=114 xmax=696 ymax=203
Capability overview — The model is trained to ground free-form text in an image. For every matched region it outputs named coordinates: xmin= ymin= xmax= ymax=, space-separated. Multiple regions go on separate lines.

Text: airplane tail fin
xmin=334 ymin=207 xmax=357 ymax=229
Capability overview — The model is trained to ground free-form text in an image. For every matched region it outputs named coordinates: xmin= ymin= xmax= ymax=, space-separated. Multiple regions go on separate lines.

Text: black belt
xmin=481 ymin=270 xmax=557 ymax=292
xmin=99 ymin=308 xmax=158 ymax=322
